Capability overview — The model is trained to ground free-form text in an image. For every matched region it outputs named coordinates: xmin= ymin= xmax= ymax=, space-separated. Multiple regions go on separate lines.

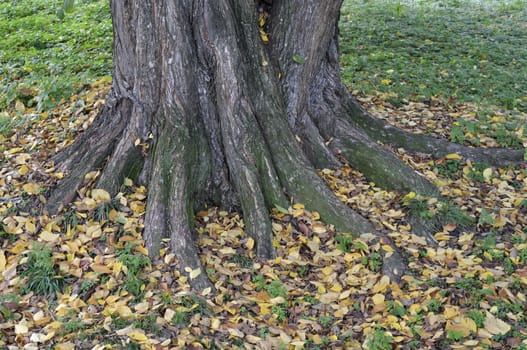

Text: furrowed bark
xmin=149 ymin=122 xmax=210 ymax=290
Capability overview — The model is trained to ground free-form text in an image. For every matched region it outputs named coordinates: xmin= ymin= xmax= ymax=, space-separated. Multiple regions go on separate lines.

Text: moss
xmin=339 ymin=135 xmax=439 ymax=197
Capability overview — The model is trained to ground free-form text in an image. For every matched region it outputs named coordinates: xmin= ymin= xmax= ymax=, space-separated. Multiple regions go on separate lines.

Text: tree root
xmin=345 ymin=97 xmax=525 ymax=166
xmin=45 ymin=96 xmax=130 ymax=214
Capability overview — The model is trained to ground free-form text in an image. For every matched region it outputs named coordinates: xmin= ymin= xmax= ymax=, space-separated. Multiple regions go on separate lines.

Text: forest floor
xmin=1 ymin=0 xmax=527 ymax=349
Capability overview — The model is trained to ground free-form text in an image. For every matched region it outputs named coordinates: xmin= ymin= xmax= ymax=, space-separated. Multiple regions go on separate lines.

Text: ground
xmin=1 ymin=0 xmax=527 ymax=349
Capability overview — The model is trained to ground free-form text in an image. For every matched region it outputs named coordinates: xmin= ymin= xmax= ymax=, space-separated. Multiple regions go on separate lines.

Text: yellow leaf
xmin=134 ymin=245 xmax=148 ymax=256
xmin=372 ymin=275 xmax=390 ymax=293
xmin=321 ymin=266 xmax=333 ymax=276
xmin=228 ymin=328 xmax=244 ymax=338
xmin=319 ymin=292 xmax=339 ymax=304
xmin=312 ymin=224 xmax=327 ymax=234
xmin=246 ymin=237 xmax=255 ymax=250
xmin=86 ymin=224 xmax=102 ymax=238
xmin=247 ymin=335 xmax=263 ymax=344
xmin=5 ymin=147 xmax=23 ymax=155
xmin=112 ymin=261 xmax=123 ymax=276
xmin=330 ymin=284 xmax=343 ymax=292
xmin=23 ymin=183 xmax=41 ymax=195
xmin=15 ymin=100 xmax=25 ymax=112
xmin=339 ymin=290 xmax=352 ymax=300
xmin=484 ymin=311 xmax=511 ymax=335
xmin=85 ymin=170 xmax=100 ymax=180
xmin=311 ymin=334 xmax=322 ymax=344
xmin=372 ymin=294 xmax=385 ymax=305
xmin=270 ymin=296 xmax=286 ymax=304
xmin=54 ymin=342 xmax=75 ymax=350
xmin=40 ymin=230 xmax=60 ymax=243
xmin=130 ymin=201 xmax=145 ymax=214
xmin=91 ymin=263 xmax=112 ymax=274
xmin=463 ymin=340 xmax=480 ymax=346
xmin=445 ymin=153 xmax=462 ymax=160
xmin=127 ymin=330 xmax=148 ymax=342
xmin=164 ymin=308 xmax=175 ymax=322
xmin=492 ymin=215 xmax=507 ymax=228
xmin=18 ymin=164 xmax=29 ymax=175
xmin=381 ymin=244 xmax=393 ymax=252
xmin=117 ymin=305 xmax=133 ymax=317
xmin=260 ymin=32 xmax=269 ymax=44
xmin=189 ymin=267 xmax=201 ymax=280
xmin=15 ymin=323 xmax=29 ymax=335
xmin=211 ymin=317 xmax=221 ymax=329
xmin=134 ymin=302 xmax=150 ymax=313
xmin=91 ymin=189 xmax=111 ymax=202
xmin=443 ymin=306 xmax=460 ymax=319
xmin=25 ymin=220 xmax=36 ymax=234
xmin=482 ymin=168 xmax=493 ymax=181
xmin=446 ymin=321 xmax=471 ymax=337
xmin=0 ymin=250 xmax=5 ymax=272
xmin=461 ymin=317 xmax=478 ymax=333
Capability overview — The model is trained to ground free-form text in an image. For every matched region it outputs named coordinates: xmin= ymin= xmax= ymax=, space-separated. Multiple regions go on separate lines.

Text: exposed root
xmin=334 ymin=117 xmax=440 ymax=197
xmin=346 ymin=97 xmax=525 ymax=166
xmin=45 ymin=97 xmax=130 ymax=214
xmin=296 ymin=111 xmax=341 ymax=169
xmin=142 ymin=123 xmax=213 ymax=291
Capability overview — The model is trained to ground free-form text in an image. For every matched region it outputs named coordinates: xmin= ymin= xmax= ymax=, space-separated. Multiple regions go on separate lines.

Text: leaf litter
xmin=0 ymin=83 xmax=527 ymax=349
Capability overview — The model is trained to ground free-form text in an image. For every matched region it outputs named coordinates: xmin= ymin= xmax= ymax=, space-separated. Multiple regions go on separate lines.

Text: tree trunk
xmin=46 ymin=0 xmax=523 ymax=289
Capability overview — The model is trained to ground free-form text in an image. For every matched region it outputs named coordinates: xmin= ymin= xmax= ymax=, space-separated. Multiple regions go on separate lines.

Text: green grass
xmin=116 ymin=243 xmax=151 ymax=299
xmin=340 ymin=0 xmax=527 ymax=112
xmin=20 ymin=243 xmax=64 ymax=297
xmin=0 ymin=0 xmax=112 ymax=112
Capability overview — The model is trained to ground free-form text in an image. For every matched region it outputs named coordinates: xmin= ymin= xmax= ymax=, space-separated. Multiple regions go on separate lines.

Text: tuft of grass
xmin=266 ymin=279 xmax=287 ymax=299
xmin=117 ymin=243 xmax=151 ymax=299
xmin=335 ymin=233 xmax=354 ymax=252
xmin=434 ymin=159 xmax=461 ymax=179
xmin=467 ymin=309 xmax=486 ymax=328
xmin=230 ymin=253 xmax=253 ymax=268
xmin=427 ymin=298 xmax=442 ymax=313
xmin=366 ymin=328 xmax=394 ymax=350
xmin=402 ymin=193 xmax=474 ymax=231
xmin=0 ymin=114 xmax=16 ymax=136
xmin=20 ymin=243 xmax=64 ymax=297
xmin=361 ymin=252 xmax=382 ymax=272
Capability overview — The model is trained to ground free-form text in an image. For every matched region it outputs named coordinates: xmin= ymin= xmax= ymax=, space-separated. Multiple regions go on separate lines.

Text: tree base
xmin=45 ymin=0 xmax=524 ymax=290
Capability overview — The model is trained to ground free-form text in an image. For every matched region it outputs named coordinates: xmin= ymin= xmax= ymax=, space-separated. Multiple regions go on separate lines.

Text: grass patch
xmin=20 ymin=243 xmax=64 ymax=297
xmin=402 ymin=193 xmax=474 ymax=231
xmin=117 ymin=243 xmax=151 ymax=299
xmin=0 ymin=0 xmax=112 ymax=112
xmin=340 ymin=0 xmax=527 ymax=112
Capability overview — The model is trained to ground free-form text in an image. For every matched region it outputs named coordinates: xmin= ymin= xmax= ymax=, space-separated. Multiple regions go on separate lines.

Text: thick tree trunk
xmin=47 ymin=0 xmax=523 ymax=289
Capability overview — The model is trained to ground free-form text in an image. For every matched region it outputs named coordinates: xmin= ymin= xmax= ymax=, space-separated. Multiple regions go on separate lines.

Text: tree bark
xmin=46 ymin=0 xmax=523 ymax=289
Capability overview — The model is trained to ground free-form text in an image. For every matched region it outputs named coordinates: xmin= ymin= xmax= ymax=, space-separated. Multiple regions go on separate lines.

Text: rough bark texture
xmin=47 ymin=0 xmax=523 ymax=289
